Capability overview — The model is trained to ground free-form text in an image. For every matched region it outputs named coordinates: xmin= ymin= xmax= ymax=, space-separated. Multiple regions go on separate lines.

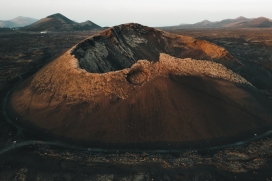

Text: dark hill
xmin=75 ymin=20 xmax=101 ymax=30
xmin=24 ymin=13 xmax=101 ymax=31
xmin=46 ymin=13 xmax=75 ymax=24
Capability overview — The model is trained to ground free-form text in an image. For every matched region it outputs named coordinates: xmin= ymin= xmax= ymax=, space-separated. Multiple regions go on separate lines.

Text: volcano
xmin=9 ymin=23 xmax=272 ymax=149
xmin=24 ymin=13 xmax=101 ymax=31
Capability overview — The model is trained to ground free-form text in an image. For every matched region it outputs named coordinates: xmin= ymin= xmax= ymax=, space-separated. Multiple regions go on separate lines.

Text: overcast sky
xmin=0 ymin=0 xmax=271 ymax=27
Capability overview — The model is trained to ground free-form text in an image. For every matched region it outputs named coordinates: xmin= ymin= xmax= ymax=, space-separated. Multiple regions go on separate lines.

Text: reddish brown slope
xmin=9 ymin=75 xmax=272 ymax=149
xmin=9 ymin=52 xmax=272 ymax=149
xmin=94 ymin=76 xmax=271 ymax=144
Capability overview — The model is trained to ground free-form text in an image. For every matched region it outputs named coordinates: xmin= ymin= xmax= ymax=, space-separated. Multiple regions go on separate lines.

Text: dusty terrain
xmin=1 ymin=27 xmax=272 ymax=180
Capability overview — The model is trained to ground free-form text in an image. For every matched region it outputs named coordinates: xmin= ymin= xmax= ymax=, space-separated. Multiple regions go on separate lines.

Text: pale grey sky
xmin=0 ymin=0 xmax=271 ymax=27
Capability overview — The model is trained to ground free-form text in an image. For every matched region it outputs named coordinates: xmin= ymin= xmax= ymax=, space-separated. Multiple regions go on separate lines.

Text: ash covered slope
xmin=72 ymin=23 xmax=238 ymax=73
xmin=10 ymin=24 xmax=272 ymax=149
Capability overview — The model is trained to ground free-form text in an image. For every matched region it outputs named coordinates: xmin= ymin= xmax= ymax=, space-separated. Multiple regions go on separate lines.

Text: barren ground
xmin=1 ymin=28 xmax=272 ymax=180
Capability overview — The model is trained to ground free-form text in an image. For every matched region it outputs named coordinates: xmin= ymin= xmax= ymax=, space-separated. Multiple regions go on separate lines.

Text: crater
xmin=126 ymin=69 xmax=148 ymax=85
xmin=71 ymin=23 xmax=238 ymax=73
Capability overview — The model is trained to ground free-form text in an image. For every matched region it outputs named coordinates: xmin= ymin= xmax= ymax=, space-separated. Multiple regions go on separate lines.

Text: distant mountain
xmin=0 ymin=16 xmax=38 ymax=28
xmin=212 ymin=16 xmax=251 ymax=27
xmin=226 ymin=17 xmax=272 ymax=28
xmin=24 ymin=13 xmax=101 ymax=31
xmin=195 ymin=20 xmax=212 ymax=26
xmin=163 ymin=16 xmax=272 ymax=29
xmin=75 ymin=20 xmax=101 ymax=30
